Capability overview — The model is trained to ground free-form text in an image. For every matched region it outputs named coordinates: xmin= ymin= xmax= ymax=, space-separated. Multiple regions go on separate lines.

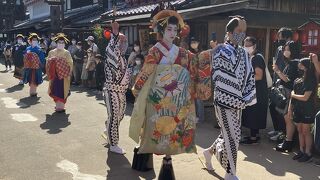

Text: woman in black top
xmin=290 ymin=58 xmax=317 ymax=162
xmin=273 ymin=41 xmax=300 ymax=152
xmin=241 ymin=37 xmax=268 ymax=145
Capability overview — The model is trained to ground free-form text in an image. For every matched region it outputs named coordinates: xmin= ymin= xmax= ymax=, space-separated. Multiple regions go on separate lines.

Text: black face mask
xmin=278 ymin=39 xmax=286 ymax=46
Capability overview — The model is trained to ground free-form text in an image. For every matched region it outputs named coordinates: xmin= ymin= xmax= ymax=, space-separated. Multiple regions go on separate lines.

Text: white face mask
xmin=134 ymin=46 xmax=140 ymax=52
xmin=244 ymin=46 xmax=255 ymax=55
xmin=57 ymin=43 xmax=65 ymax=50
xmin=283 ymin=50 xmax=291 ymax=58
xmin=135 ymin=60 xmax=141 ymax=65
xmin=17 ymin=39 xmax=23 ymax=44
xmin=72 ymin=40 xmax=76 ymax=45
xmin=31 ymin=40 xmax=38 ymax=47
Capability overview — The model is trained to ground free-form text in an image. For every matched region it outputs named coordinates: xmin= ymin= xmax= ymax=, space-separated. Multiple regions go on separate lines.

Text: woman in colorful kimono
xmin=23 ymin=33 xmax=46 ymax=97
xmin=129 ymin=8 xmax=211 ymax=180
xmin=46 ymin=33 xmax=73 ymax=113
xmin=12 ymin=34 xmax=27 ymax=85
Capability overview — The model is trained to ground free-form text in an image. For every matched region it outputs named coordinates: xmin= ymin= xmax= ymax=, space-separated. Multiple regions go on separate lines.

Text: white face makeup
xmin=57 ymin=40 xmax=65 ymax=50
xmin=163 ymin=24 xmax=178 ymax=43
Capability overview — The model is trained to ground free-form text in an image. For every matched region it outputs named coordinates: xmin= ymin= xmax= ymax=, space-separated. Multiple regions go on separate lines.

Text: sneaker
xmin=270 ymin=132 xmax=283 ymax=141
xmin=224 ymin=173 xmax=239 ymax=180
xmin=268 ymin=130 xmax=279 ymax=136
xmin=110 ymin=145 xmax=126 ymax=154
xmin=203 ymin=149 xmax=214 ymax=170
xmin=240 ymin=138 xmax=259 ymax=145
xmin=298 ymin=153 xmax=313 ymax=163
xmin=18 ymin=80 xmax=24 ymax=85
xmin=292 ymin=151 xmax=304 ymax=160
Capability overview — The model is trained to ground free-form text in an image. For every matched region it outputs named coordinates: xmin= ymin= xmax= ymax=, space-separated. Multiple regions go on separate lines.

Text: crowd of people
xmin=1 ymin=4 xmax=320 ymax=180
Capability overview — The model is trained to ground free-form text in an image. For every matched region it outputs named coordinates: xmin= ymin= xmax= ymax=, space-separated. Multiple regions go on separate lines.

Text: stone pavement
xmin=0 ymin=61 xmax=319 ymax=180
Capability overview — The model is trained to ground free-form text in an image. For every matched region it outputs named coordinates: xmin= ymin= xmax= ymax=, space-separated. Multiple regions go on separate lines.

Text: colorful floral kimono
xmin=130 ymin=42 xmax=211 ymax=155
xmin=23 ymin=46 xmax=45 ymax=85
xmin=209 ymin=43 xmax=256 ymax=175
xmin=46 ymin=49 xmax=73 ymax=104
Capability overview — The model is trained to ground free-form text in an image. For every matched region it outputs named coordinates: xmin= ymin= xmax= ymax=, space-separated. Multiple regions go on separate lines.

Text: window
xmin=308 ymin=29 xmax=318 ymax=46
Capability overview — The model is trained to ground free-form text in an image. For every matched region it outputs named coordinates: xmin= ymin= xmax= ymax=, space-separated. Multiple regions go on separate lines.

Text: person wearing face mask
xmin=273 ymin=41 xmax=300 ymax=152
xmin=85 ymin=48 xmax=96 ymax=89
xmin=202 ymin=16 xmax=256 ymax=180
xmin=128 ymin=41 xmax=141 ymax=66
xmin=23 ymin=33 xmax=46 ymax=97
xmin=240 ymin=37 xmax=268 ymax=145
xmin=12 ymin=34 xmax=27 ymax=85
xmin=85 ymin=36 xmax=99 ymax=56
xmin=268 ymin=27 xmax=293 ymax=141
xmin=289 ymin=58 xmax=317 ymax=163
xmin=101 ymin=21 xmax=132 ymax=155
xmin=67 ymin=38 xmax=78 ymax=59
xmin=46 ymin=33 xmax=73 ymax=113
xmin=73 ymin=41 xmax=85 ymax=85
xmin=129 ymin=54 xmax=144 ymax=89
xmin=189 ymin=37 xmax=205 ymax=124
xmin=130 ymin=8 xmax=211 ymax=179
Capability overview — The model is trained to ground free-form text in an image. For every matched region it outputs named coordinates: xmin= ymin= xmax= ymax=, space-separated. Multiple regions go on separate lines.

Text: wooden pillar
xmin=265 ymin=27 xmax=271 ymax=64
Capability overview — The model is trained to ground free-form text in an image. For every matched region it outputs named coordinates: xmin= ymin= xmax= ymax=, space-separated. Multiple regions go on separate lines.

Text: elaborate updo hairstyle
xmin=157 ymin=16 xmax=180 ymax=36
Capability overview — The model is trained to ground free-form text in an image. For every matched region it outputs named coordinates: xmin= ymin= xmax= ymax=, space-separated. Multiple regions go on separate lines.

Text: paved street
xmin=0 ymin=62 xmax=319 ymax=180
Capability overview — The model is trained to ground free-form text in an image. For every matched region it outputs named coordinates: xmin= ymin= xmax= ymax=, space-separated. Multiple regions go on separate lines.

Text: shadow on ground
xmin=106 ymin=151 xmax=156 ymax=180
xmin=18 ymin=96 xmax=40 ymax=108
xmin=6 ymin=84 xmax=24 ymax=93
xmin=40 ymin=112 xmax=71 ymax=134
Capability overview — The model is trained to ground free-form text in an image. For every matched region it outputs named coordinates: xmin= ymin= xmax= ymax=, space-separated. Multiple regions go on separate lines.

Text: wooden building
xmin=99 ymin=0 xmax=320 ymax=63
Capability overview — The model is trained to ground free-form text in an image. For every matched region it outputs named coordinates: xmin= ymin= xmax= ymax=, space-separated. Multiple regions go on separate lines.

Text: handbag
xmin=269 ymin=86 xmax=287 ymax=109
xmin=131 ymin=147 xmax=153 ymax=172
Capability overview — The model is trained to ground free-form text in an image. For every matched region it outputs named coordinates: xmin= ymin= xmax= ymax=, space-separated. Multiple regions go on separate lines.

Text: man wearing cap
xmin=73 ymin=41 xmax=85 ymax=85
xmin=12 ymin=34 xmax=27 ymax=85
xmin=85 ymin=35 xmax=99 ymax=56
xmin=203 ymin=16 xmax=256 ymax=180
xmin=23 ymin=33 xmax=46 ymax=97
xmin=46 ymin=33 xmax=73 ymax=112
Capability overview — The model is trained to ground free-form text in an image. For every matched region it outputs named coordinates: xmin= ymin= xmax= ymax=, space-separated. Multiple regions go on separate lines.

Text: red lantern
xmin=293 ymin=31 xmax=299 ymax=42
xmin=104 ymin=29 xmax=111 ymax=40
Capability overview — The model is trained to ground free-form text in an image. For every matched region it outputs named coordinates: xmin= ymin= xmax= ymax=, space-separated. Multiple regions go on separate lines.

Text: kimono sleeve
xmin=195 ymin=50 xmax=212 ymax=100
xmin=132 ymin=47 xmax=158 ymax=96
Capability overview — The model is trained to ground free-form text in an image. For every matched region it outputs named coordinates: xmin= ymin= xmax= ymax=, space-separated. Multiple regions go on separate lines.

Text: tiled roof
xmin=101 ymin=0 xmax=193 ymax=18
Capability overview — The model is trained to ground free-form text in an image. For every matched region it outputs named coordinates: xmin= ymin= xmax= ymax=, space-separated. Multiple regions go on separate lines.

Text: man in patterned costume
xmin=46 ymin=33 xmax=73 ymax=113
xmin=23 ymin=33 xmax=46 ymax=97
xmin=12 ymin=34 xmax=27 ymax=85
xmin=202 ymin=16 xmax=256 ymax=180
xmin=103 ymin=21 xmax=132 ymax=154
